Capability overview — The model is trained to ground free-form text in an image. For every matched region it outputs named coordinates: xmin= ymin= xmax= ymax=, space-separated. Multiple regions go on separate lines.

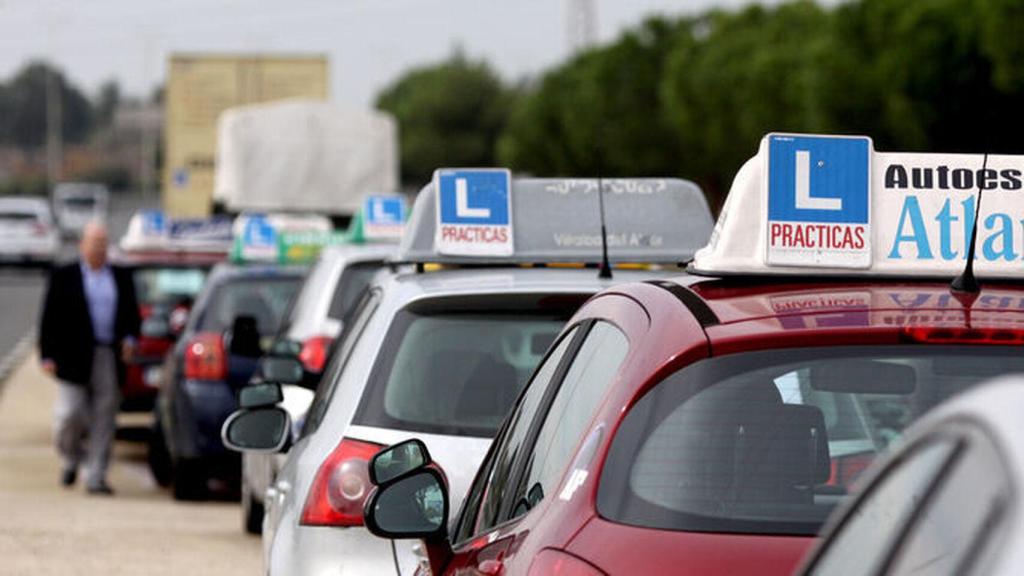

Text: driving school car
xmin=222 ymin=170 xmax=714 ymax=575
xmin=360 ymin=134 xmax=1024 ymax=576
xmin=113 ymin=211 xmax=231 ymax=412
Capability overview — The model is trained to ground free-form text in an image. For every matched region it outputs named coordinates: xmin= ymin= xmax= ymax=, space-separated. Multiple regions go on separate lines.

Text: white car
xmin=241 ymin=243 xmax=395 ymax=534
xmin=800 ymin=376 xmax=1024 ymax=576
xmin=52 ymin=182 xmax=109 ymax=238
xmin=223 ymin=173 xmax=714 ymax=574
xmin=0 ymin=197 xmax=61 ymax=266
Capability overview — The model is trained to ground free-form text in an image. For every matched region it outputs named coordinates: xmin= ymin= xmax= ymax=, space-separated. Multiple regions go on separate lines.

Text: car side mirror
xmin=141 ymin=314 xmax=171 ymax=339
xmin=364 ymin=468 xmax=449 ymax=540
xmin=260 ymin=356 xmax=304 ymax=385
xmin=370 ymin=439 xmax=432 ymax=485
xmin=221 ymin=407 xmax=290 ymax=453
xmin=238 ymin=382 xmax=284 ymax=409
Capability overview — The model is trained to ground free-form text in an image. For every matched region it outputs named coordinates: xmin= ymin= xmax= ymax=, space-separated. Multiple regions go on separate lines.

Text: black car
xmin=150 ymin=262 xmax=305 ymax=500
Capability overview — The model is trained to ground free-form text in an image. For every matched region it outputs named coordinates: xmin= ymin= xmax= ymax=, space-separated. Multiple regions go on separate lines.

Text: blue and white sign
xmin=139 ymin=210 xmax=167 ymax=236
xmin=240 ymin=214 xmax=277 ymax=260
xmin=363 ymin=195 xmax=406 ymax=241
xmin=169 ymin=216 xmax=234 ymax=242
xmin=434 ymin=168 xmax=513 ymax=256
xmin=766 ymin=134 xmax=872 ymax=268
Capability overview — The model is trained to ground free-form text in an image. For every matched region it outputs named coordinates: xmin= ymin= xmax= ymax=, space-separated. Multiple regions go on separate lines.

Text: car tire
xmin=173 ymin=458 xmax=208 ymax=501
xmin=147 ymin=423 xmax=173 ymax=487
xmin=242 ymin=481 xmax=264 ymax=535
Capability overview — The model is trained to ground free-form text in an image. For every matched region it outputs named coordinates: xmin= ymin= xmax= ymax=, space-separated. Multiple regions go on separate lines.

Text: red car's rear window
xmin=598 ymin=345 xmax=1024 ymax=536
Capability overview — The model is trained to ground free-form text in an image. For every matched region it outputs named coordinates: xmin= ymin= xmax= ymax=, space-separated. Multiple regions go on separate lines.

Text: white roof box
xmin=398 ymin=169 xmax=713 ymax=265
xmin=119 ymin=210 xmax=232 ymax=253
xmin=692 ymin=133 xmax=1024 ymax=279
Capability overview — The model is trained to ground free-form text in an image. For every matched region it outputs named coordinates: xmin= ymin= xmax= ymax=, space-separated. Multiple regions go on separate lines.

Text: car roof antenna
xmin=950 ymin=152 xmax=989 ymax=295
xmin=596 ymin=152 xmax=613 ymax=280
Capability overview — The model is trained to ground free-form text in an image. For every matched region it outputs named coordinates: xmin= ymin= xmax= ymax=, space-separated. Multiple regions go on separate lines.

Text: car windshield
xmin=353 ymin=295 xmax=581 ymax=437
xmin=197 ymin=276 xmax=301 ymax=335
xmin=597 ymin=345 xmax=1024 ymax=537
xmin=60 ymin=196 xmax=97 ymax=208
xmin=132 ymin=267 xmax=208 ymax=306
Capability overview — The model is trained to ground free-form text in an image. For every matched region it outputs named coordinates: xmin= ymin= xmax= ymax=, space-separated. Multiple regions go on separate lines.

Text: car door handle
xmin=477 ymin=559 xmax=504 ymax=576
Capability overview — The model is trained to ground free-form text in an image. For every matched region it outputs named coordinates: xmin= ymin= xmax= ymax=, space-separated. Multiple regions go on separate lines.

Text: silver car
xmin=799 ymin=376 xmax=1024 ymax=576
xmin=242 ymin=243 xmax=395 ymax=533
xmin=52 ymin=182 xmax=108 ymax=238
xmin=227 ymin=175 xmax=713 ymax=574
xmin=0 ymin=197 xmax=61 ymax=265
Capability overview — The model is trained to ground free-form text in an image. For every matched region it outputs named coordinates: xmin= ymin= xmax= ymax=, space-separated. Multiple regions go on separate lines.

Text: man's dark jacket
xmin=38 ymin=262 xmax=141 ymax=387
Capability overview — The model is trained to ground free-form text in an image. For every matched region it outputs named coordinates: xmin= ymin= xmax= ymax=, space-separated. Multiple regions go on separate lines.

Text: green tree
xmin=0 ymin=61 xmax=93 ymax=148
xmin=499 ymin=17 xmax=687 ymax=178
xmin=376 ymin=53 xmax=515 ymax=186
xmin=94 ymin=79 xmax=121 ymax=128
xmin=661 ymin=2 xmax=834 ymax=208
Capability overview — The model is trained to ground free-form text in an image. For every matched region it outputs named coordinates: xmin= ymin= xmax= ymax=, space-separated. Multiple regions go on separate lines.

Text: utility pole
xmin=566 ymin=0 xmax=597 ymax=55
xmin=45 ymin=64 xmax=63 ymax=187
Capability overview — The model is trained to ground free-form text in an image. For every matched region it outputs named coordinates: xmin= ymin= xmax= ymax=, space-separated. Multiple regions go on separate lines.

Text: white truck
xmin=213 ymin=99 xmax=399 ymax=221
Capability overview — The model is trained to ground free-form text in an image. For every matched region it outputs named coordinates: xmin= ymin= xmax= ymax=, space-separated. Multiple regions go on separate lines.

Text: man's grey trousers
xmin=53 ymin=347 xmax=118 ymax=489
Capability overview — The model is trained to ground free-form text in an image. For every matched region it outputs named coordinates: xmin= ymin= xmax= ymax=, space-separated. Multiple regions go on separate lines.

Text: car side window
xmin=808 ymin=439 xmax=961 ymax=576
xmin=889 ymin=432 xmax=1011 ymax=576
xmin=299 ymin=289 xmax=380 ymax=440
xmin=457 ymin=326 xmax=581 ymax=540
xmin=507 ymin=321 xmax=628 ymax=520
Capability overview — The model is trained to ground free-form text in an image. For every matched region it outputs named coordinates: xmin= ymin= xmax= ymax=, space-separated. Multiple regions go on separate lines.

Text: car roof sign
xmin=362 ymin=194 xmax=407 ymax=241
xmin=119 ymin=210 xmax=231 ymax=254
xmin=691 ymin=132 xmax=1024 ymax=279
xmin=399 ymin=172 xmax=713 ymax=265
xmin=434 ymin=168 xmax=514 ymax=257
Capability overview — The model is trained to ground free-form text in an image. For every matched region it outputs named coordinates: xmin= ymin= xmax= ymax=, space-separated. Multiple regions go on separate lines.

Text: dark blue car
xmin=151 ymin=263 xmax=305 ymax=500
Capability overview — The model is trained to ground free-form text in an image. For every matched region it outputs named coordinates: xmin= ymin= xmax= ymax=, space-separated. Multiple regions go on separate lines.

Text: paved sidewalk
xmin=0 ymin=353 xmax=263 ymax=575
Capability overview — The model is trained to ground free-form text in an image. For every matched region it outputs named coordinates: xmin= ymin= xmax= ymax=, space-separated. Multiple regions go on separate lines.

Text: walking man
xmin=38 ymin=221 xmax=140 ymax=495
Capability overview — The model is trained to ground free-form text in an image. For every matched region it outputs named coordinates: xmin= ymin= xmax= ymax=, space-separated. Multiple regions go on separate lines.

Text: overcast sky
xmin=0 ymin=0 xmax=792 ymax=107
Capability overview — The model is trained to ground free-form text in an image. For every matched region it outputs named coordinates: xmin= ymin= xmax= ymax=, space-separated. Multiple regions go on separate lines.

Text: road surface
xmin=0 ymin=354 xmax=263 ymax=574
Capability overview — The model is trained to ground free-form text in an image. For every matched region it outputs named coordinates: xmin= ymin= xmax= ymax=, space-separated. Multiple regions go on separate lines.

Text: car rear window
xmin=597 ymin=346 xmax=1024 ymax=536
xmin=353 ymin=294 xmax=585 ymax=437
xmin=133 ymin=267 xmax=208 ymax=306
xmin=327 ymin=261 xmax=384 ymax=321
xmin=0 ymin=212 xmax=41 ymax=224
xmin=197 ymin=276 xmax=301 ymax=335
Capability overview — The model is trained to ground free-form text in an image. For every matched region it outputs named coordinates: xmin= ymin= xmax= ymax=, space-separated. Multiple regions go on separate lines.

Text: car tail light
xmin=298 ymin=335 xmax=333 ymax=373
xmin=828 ymin=452 xmax=874 ymax=487
xmin=183 ymin=332 xmax=227 ymax=380
xmin=902 ymin=326 xmax=1024 ymax=345
xmin=528 ymin=550 xmax=607 ymax=576
xmin=301 ymin=437 xmax=383 ymax=526
xmin=33 ymin=221 xmax=49 ymax=236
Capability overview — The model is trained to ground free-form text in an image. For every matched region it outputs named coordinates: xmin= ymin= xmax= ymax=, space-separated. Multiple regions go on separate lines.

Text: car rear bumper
xmin=268 ymin=521 xmax=399 ymax=576
xmin=0 ymin=238 xmax=59 ymax=262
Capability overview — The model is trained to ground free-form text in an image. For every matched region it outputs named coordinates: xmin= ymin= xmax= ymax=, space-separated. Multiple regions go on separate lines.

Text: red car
xmin=112 ymin=248 xmax=224 ymax=411
xmin=360 ymin=134 xmax=1024 ymax=575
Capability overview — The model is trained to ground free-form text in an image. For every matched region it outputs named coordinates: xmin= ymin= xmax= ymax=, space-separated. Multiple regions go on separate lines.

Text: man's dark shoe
xmin=61 ymin=468 xmax=77 ymax=488
xmin=86 ymin=483 xmax=114 ymax=496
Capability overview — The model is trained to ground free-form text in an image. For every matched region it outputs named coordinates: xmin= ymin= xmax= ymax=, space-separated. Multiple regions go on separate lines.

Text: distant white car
xmin=0 ymin=197 xmax=61 ymax=265
xmin=52 ymin=182 xmax=108 ymax=238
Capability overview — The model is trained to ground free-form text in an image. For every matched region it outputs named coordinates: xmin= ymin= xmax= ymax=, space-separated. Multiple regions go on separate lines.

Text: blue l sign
xmin=766 ymin=134 xmax=872 ymax=268
xmin=435 ymin=168 xmax=514 ymax=257
xmin=767 ymin=135 xmax=870 ymax=224
xmin=365 ymin=195 xmax=406 ymax=226
xmin=437 ymin=169 xmax=511 ymax=226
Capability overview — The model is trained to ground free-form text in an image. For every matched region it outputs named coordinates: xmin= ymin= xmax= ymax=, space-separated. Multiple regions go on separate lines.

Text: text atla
xmin=439 ymin=224 xmax=510 ymax=244
xmin=770 ymin=222 xmax=867 ymax=250
xmin=888 ymin=195 xmax=1024 ymax=261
